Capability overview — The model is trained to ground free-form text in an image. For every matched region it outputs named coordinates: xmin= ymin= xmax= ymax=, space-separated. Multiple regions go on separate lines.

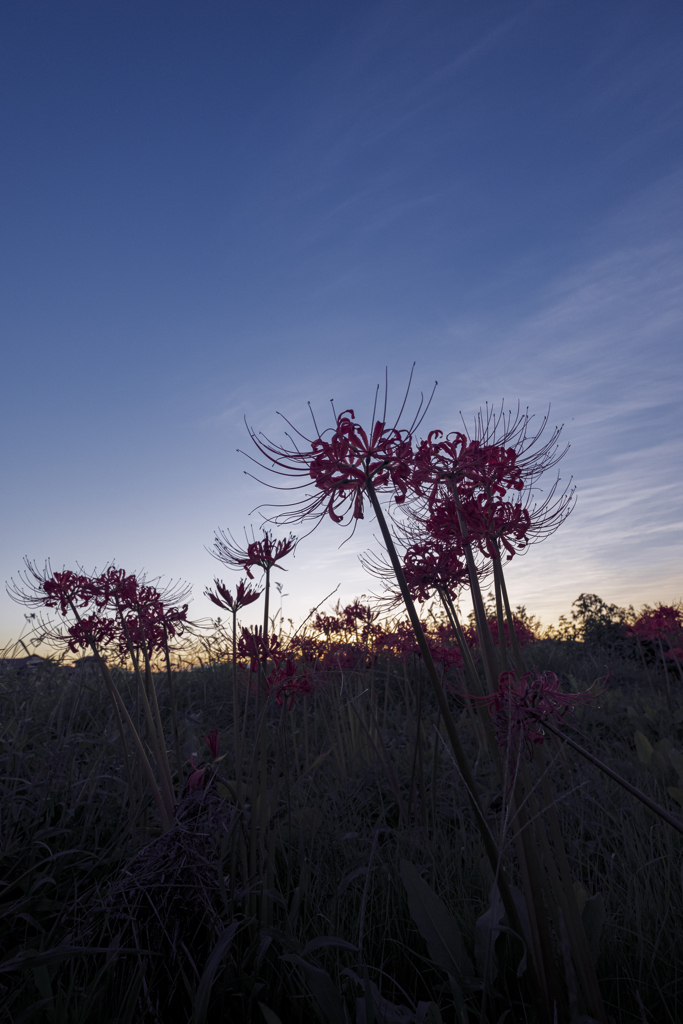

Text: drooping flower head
xmin=187 ymin=755 xmax=206 ymax=791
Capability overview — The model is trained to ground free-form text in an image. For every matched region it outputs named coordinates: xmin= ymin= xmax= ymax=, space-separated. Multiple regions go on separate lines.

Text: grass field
xmin=1 ymin=604 xmax=682 ymax=1024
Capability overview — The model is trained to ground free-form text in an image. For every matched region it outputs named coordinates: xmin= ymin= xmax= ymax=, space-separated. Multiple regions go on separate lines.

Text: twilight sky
xmin=1 ymin=0 xmax=682 ymax=649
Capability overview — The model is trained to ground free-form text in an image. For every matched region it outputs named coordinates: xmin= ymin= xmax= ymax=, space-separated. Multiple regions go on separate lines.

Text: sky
xmin=1 ymin=0 xmax=682 ymax=651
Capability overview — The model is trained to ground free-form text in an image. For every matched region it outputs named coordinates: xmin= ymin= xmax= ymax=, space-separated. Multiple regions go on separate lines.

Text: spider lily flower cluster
xmin=10 ymin=562 xmax=189 ymax=660
xmin=9 ymin=561 xmax=191 ymax=832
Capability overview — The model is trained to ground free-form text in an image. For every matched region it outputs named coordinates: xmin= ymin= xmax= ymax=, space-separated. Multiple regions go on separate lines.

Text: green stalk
xmin=448 ymin=482 xmax=500 ymax=690
xmin=437 ymin=586 xmax=484 ymax=696
xmin=492 ymin=555 xmax=509 ymax=672
xmin=495 ymin=550 xmax=525 ymax=676
xmin=259 ymin=565 xmax=271 ymax=923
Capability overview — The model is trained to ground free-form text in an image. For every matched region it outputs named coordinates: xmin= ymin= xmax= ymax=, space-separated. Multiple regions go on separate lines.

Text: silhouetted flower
xmin=412 ymin=432 xmax=524 ymax=507
xmin=242 ymin=372 xmax=434 ymax=527
xmin=210 ymin=529 xmax=297 ymax=579
xmin=238 ymin=627 xmax=283 ymax=672
xmin=205 ymin=578 xmax=262 ymax=613
xmin=267 ymin=658 xmax=311 ymax=709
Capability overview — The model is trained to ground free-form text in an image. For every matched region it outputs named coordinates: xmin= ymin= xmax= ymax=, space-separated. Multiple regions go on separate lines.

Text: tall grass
xmin=1 ymin=623 xmax=682 ymax=1024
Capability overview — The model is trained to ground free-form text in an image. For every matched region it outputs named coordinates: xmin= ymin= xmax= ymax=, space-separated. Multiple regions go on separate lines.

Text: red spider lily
xmin=412 ymin=420 xmax=574 ymax=560
xmin=401 ymin=540 xmax=470 ymax=603
xmin=13 ymin=562 xmax=189 ymax=661
xmin=210 ymin=528 xmax=297 ymax=579
xmin=465 ymin=401 xmax=569 ymax=486
xmin=305 ymin=412 xmax=415 ymax=522
xmin=457 ymin=492 xmax=531 ymax=560
xmin=238 ymin=627 xmax=283 ymax=672
xmin=242 ymin=371 xmax=434 ymax=527
xmin=428 ymin=642 xmax=463 ymax=670
xmin=467 ymin=670 xmax=603 ymax=765
xmin=204 ymin=727 xmax=220 ymax=760
xmin=267 ymin=658 xmax=312 ymax=708
xmin=88 ymin=566 xmax=140 ymax=609
xmin=41 ymin=570 xmax=93 ymax=615
xmin=412 ymin=432 xmax=524 ymax=507
xmin=375 ymin=621 xmax=422 ymax=661
xmin=313 ymin=612 xmax=344 ymax=637
xmin=117 ymin=596 xmax=188 ymax=658
xmin=65 ymin=612 xmax=119 ymax=654
xmin=205 ymin=577 xmax=262 ymax=613
xmin=342 ymin=599 xmax=376 ymax=629
xmin=288 ymin=635 xmax=323 ymax=663
xmin=83 ymin=568 xmax=189 ymax=657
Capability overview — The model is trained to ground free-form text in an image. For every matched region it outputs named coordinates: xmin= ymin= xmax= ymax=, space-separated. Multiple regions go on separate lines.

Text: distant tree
xmin=569 ymin=593 xmax=635 ymax=651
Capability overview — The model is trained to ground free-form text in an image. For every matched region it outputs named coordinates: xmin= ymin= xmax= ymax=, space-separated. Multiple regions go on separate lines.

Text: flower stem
xmin=364 ymin=479 xmax=531 ymax=955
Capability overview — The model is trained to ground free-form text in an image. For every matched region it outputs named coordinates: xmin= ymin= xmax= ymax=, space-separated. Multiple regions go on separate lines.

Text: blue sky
xmin=1 ymin=0 xmax=682 ymax=648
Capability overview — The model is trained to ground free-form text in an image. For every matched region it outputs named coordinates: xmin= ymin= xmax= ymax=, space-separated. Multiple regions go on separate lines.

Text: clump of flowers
xmin=9 ymin=560 xmax=190 ymax=831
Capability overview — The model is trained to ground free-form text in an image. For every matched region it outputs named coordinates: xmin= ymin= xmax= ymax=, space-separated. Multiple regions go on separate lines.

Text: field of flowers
xmin=1 ymin=391 xmax=682 ymax=1023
